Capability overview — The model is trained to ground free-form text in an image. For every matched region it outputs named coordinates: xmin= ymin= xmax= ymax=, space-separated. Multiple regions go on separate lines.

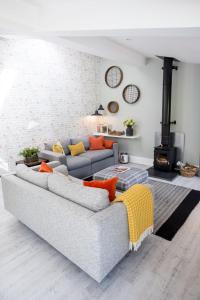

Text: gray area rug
xmin=149 ymin=179 xmax=191 ymax=232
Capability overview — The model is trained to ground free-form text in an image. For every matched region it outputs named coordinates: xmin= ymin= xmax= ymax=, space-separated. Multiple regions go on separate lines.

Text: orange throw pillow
xmin=103 ymin=139 xmax=117 ymax=149
xmin=39 ymin=161 xmax=53 ymax=173
xmin=83 ymin=177 xmax=118 ymax=201
xmin=89 ymin=136 xmax=105 ymax=150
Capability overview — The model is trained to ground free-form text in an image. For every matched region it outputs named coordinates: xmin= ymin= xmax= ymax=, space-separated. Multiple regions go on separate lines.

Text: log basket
xmin=180 ymin=164 xmax=199 ymax=177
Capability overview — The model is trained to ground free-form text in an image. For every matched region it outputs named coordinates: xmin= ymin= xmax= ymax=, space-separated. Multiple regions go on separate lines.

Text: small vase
xmin=126 ymin=126 xmax=133 ymax=136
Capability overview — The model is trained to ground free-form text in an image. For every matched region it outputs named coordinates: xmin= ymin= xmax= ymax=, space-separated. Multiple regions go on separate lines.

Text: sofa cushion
xmin=44 ymin=138 xmax=71 ymax=155
xmin=80 ymin=149 xmax=113 ymax=163
xmin=16 ymin=164 xmax=49 ymax=189
xmin=31 ymin=161 xmax=62 ymax=171
xmin=71 ymin=136 xmax=89 ymax=150
xmin=60 ymin=139 xmax=71 ymax=155
xmin=68 ymin=142 xmax=86 ymax=156
xmin=66 ymin=155 xmax=91 ymax=170
xmin=53 ymin=164 xmax=69 ymax=176
xmin=103 ymin=139 xmax=117 ymax=149
xmin=39 ymin=161 xmax=53 ymax=173
xmin=32 ymin=162 xmax=68 ymax=176
xmin=89 ymin=136 xmax=105 ymax=150
xmin=52 ymin=141 xmax=65 ymax=154
xmin=48 ymin=174 xmax=110 ymax=212
xmin=83 ymin=177 xmax=119 ymax=202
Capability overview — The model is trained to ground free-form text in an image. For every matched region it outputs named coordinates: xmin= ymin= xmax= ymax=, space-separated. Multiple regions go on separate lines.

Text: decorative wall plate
xmin=123 ymin=84 xmax=140 ymax=104
xmin=107 ymin=101 xmax=119 ymax=113
xmin=105 ymin=66 xmax=123 ymax=88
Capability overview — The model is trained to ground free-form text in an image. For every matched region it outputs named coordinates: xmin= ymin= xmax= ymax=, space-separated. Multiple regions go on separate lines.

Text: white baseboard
xmin=129 ymin=155 xmax=153 ymax=166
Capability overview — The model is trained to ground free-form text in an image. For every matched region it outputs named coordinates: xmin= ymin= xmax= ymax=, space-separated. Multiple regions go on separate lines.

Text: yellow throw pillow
xmin=52 ymin=141 xmax=65 ymax=154
xmin=68 ymin=142 xmax=86 ymax=156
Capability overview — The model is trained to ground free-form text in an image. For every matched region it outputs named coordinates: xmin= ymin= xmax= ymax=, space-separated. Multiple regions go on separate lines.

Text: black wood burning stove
xmin=154 ymin=57 xmax=178 ymax=172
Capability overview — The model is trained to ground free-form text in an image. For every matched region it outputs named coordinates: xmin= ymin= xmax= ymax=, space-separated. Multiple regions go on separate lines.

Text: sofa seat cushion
xmin=80 ymin=149 xmax=114 ymax=163
xmin=48 ymin=174 xmax=110 ymax=212
xmin=66 ymin=155 xmax=91 ymax=170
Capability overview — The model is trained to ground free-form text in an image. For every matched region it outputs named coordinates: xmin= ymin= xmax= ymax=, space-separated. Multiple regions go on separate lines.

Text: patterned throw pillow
xmin=68 ymin=141 xmax=86 ymax=156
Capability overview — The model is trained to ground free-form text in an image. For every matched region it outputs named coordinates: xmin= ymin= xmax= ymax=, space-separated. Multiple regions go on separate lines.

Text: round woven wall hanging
xmin=107 ymin=101 xmax=119 ymax=113
xmin=105 ymin=66 xmax=123 ymax=88
xmin=123 ymin=84 xmax=140 ymax=104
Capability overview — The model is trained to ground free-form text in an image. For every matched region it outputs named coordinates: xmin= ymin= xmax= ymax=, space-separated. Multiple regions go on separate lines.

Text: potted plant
xmin=123 ymin=119 xmax=136 ymax=136
xmin=20 ymin=147 xmax=40 ymax=163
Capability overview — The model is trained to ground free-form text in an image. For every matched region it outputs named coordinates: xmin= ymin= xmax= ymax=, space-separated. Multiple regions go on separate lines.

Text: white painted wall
xmin=0 ymin=38 xmax=100 ymax=169
xmin=173 ymin=63 xmax=200 ymax=164
xmin=0 ymin=37 xmax=199 ymax=170
xmin=99 ymin=58 xmax=200 ymax=165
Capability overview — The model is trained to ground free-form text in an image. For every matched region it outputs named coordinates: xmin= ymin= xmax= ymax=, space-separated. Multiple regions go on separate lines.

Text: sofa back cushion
xmin=48 ymin=174 xmax=110 ymax=212
xmin=53 ymin=164 xmax=69 ymax=176
xmin=16 ymin=164 xmax=49 ymax=189
xmin=71 ymin=136 xmax=89 ymax=150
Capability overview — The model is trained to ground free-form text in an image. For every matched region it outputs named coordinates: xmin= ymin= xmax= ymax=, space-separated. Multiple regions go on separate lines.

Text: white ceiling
xmin=1 ymin=1 xmax=200 ymax=65
xmin=111 ymin=29 xmax=200 ymax=64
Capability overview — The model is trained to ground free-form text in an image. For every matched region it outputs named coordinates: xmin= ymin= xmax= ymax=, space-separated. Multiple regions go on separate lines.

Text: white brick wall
xmin=0 ymin=38 xmax=101 ymax=169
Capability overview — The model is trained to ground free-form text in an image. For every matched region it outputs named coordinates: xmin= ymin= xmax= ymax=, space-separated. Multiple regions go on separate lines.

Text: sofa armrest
xmin=39 ymin=150 xmax=67 ymax=165
xmin=89 ymin=202 xmax=129 ymax=281
xmin=113 ymin=143 xmax=119 ymax=164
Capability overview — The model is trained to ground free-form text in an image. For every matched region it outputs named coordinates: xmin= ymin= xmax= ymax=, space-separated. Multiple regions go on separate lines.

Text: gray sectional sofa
xmin=39 ymin=136 xmax=119 ymax=178
xmin=2 ymin=162 xmax=129 ymax=282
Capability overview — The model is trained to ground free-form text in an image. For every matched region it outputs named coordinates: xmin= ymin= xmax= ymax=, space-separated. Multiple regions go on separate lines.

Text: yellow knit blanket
xmin=114 ymin=184 xmax=154 ymax=251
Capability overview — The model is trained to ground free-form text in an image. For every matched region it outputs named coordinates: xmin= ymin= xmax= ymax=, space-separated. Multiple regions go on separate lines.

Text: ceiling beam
xmin=61 ymin=37 xmax=146 ymax=67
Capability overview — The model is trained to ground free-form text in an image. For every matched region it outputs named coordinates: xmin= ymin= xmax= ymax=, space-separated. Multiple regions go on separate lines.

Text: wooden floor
xmin=0 ymin=171 xmax=200 ymax=300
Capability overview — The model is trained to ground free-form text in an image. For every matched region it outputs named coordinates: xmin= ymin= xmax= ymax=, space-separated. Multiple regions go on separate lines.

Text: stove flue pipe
xmin=159 ymin=56 xmax=178 ymax=146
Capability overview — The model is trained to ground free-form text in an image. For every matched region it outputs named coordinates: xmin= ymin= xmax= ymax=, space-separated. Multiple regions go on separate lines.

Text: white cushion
xmin=48 ymin=174 xmax=110 ymax=212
